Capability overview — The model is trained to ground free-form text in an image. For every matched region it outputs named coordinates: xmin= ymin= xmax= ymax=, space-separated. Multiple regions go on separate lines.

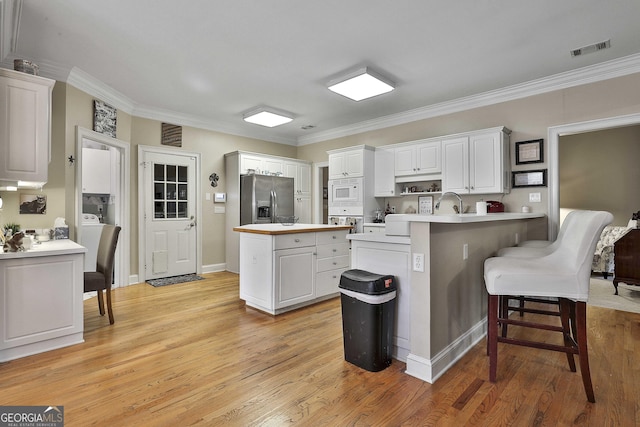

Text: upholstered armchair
xmin=592 ymin=225 xmax=631 ymax=278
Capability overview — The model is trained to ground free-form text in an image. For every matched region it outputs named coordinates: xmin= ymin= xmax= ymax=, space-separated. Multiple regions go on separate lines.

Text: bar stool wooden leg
xmin=488 ymin=294 xmax=499 ymax=382
xmin=559 ymin=298 xmax=577 ymax=372
xmin=576 ymin=301 xmax=595 ymax=403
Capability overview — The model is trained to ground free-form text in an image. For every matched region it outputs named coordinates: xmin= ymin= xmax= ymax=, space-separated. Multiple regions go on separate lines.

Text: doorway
xmin=137 ymin=145 xmax=202 ymax=281
xmin=76 ymin=126 xmax=130 ymax=288
xmin=313 ymin=162 xmax=329 ymax=224
xmin=548 ymin=111 xmax=640 ymax=239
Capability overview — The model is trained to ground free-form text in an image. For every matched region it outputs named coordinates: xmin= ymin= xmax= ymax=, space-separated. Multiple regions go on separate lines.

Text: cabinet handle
xmin=333 ymin=262 xmax=337 ymax=265
xmin=294 ymin=238 xmax=300 ymax=242
xmin=332 ymin=249 xmax=337 ymax=252
xmin=332 ymin=235 xmax=337 ymax=239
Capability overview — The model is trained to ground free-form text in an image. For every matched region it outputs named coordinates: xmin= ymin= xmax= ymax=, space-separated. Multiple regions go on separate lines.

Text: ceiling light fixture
xmin=243 ymin=107 xmax=294 ymax=128
xmin=327 ymin=66 xmax=395 ymax=101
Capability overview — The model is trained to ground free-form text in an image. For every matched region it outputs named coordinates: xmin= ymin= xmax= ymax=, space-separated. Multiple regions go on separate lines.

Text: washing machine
xmin=81 ymin=213 xmax=105 ymax=271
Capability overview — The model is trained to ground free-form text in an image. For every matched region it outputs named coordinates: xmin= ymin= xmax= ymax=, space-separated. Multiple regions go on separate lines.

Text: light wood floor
xmin=1 ymin=272 xmax=638 ymax=426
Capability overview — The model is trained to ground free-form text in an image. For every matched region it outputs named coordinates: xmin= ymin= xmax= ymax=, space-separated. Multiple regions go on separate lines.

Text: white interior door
xmin=141 ymin=149 xmax=198 ymax=280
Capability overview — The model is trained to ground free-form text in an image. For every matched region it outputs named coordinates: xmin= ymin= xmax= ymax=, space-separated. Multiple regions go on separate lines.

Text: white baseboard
xmin=405 ymin=317 xmax=487 ymax=383
xmin=202 ymin=263 xmax=227 ymax=273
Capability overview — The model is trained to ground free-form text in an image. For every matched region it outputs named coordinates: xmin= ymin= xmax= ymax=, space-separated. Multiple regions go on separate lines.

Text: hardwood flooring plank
xmin=0 ymin=273 xmax=638 ymax=426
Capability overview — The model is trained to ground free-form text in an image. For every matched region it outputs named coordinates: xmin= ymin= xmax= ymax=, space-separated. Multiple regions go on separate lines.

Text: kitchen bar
xmin=348 ymin=212 xmax=546 ymax=382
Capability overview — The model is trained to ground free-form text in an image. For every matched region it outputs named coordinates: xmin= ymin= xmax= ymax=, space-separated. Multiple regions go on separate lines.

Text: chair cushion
xmin=84 ymin=271 xmax=107 ymax=292
xmin=484 ymin=256 xmax=588 ymax=300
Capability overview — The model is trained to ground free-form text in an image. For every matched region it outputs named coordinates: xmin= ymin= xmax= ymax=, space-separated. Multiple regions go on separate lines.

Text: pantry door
xmin=139 ymin=146 xmax=201 ymax=281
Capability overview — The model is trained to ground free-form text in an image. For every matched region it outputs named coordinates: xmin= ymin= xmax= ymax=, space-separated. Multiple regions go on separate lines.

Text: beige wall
xmin=3 ymin=71 xmax=640 ymax=279
xmin=298 ymin=72 xmax=640 ymax=219
xmin=560 ymin=125 xmax=640 ymax=225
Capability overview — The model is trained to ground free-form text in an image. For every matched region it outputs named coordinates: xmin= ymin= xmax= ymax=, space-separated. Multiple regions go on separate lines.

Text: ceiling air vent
xmin=570 ymin=39 xmax=611 ymax=57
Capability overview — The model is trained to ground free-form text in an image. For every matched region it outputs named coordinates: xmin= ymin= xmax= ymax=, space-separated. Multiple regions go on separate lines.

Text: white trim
xmin=405 ymin=318 xmax=487 ymax=383
xmin=548 ymin=112 xmax=640 ymax=239
xmin=202 ymin=263 xmax=227 ymax=274
xmin=298 ymin=53 xmax=640 ymax=146
xmin=137 ymin=145 xmax=202 ymax=282
xmin=75 ymin=126 xmax=131 ymax=290
xmin=16 ymin=51 xmax=640 ymax=147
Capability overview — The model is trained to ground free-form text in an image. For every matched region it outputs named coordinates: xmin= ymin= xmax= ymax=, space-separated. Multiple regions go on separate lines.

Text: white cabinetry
xmin=240 ymin=154 xmax=283 ymax=175
xmin=348 ymin=236 xmax=411 ymax=361
xmin=395 ymin=140 xmax=441 ymax=177
xmin=238 ymin=228 xmax=349 ymax=315
xmin=82 ymin=147 xmax=112 ymax=193
xmin=0 ymin=68 xmax=54 ymax=187
xmin=284 ymin=160 xmax=312 ymax=223
xmin=0 ymin=242 xmax=86 ymax=362
xmin=328 ymin=148 xmax=364 ymax=179
xmin=315 ymin=230 xmax=350 ymax=296
xmin=374 ymin=147 xmax=396 ymax=197
xmin=225 ymin=151 xmax=313 ymax=273
xmin=441 ymin=128 xmax=510 ymax=194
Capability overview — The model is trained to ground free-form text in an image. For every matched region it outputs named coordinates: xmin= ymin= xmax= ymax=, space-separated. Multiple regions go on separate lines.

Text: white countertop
xmin=233 ymin=223 xmax=352 ymax=235
xmin=385 ymin=212 xmax=545 ymax=224
xmin=0 ymin=239 xmax=87 ymax=259
xmin=347 ymin=233 xmax=411 ymax=244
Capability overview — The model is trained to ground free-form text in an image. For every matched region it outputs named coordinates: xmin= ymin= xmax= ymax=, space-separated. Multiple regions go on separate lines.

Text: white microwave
xmin=329 ymin=177 xmax=363 ymax=205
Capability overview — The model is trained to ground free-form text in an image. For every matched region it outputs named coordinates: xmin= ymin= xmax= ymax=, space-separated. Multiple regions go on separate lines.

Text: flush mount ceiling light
xmin=243 ymin=107 xmax=293 ymax=128
xmin=327 ymin=66 xmax=395 ymax=101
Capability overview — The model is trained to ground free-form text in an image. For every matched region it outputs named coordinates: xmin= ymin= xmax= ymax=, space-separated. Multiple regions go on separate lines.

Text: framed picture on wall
xmin=515 ymin=139 xmax=543 ymax=164
xmin=19 ymin=194 xmax=47 ymax=214
xmin=512 ymin=169 xmax=547 ymax=188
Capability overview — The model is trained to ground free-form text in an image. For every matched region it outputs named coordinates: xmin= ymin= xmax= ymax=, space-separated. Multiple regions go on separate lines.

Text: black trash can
xmin=339 ymin=269 xmax=396 ymax=372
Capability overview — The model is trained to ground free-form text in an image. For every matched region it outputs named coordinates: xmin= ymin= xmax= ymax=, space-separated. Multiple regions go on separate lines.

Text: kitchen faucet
xmin=435 ymin=191 xmax=463 ymax=214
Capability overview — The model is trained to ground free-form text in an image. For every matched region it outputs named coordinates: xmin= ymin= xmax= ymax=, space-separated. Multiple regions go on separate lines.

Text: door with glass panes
xmin=142 ymin=150 xmax=197 ymax=279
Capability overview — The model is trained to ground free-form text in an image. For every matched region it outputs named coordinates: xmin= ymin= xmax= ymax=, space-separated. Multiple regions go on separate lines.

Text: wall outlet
xmin=413 ymin=253 xmax=424 ymax=272
xmin=529 ymin=192 xmax=541 ymax=203
xmin=463 ymin=243 xmax=469 ymax=260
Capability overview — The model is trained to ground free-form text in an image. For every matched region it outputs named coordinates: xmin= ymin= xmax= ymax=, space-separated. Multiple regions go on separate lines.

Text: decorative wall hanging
xmin=19 ymin=194 xmax=47 ymax=214
xmin=515 ymin=139 xmax=543 ymax=165
xmin=512 ymin=169 xmax=547 ymax=188
xmin=93 ymin=100 xmax=117 ymax=137
xmin=162 ymin=123 xmax=182 ymax=147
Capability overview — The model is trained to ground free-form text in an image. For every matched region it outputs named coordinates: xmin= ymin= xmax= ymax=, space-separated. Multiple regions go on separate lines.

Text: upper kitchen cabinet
xmin=82 ymin=147 xmax=112 ymax=194
xmin=374 ymin=147 xmax=396 ymax=197
xmin=328 ymin=146 xmax=374 ymax=179
xmin=284 ymin=160 xmax=312 ymax=223
xmin=284 ymin=160 xmax=311 ymax=197
xmin=0 ymin=68 xmax=54 ymax=188
xmin=394 ymin=140 xmax=441 ymax=177
xmin=441 ymin=127 xmax=511 ymax=194
xmin=240 ymin=153 xmax=283 ymax=175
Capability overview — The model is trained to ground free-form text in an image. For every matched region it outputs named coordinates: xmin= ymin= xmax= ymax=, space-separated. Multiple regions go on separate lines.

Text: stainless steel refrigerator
xmin=240 ymin=174 xmax=295 ymax=225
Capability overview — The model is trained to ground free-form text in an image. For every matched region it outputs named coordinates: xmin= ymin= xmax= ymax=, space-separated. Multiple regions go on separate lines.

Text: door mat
xmin=147 ymin=274 xmax=204 ymax=287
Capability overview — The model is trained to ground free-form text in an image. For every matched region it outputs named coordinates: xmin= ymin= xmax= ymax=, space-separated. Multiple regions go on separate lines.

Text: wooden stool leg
xmin=106 ymin=288 xmax=114 ymax=325
xmin=500 ymin=296 xmax=509 ymax=337
xmin=97 ymin=290 xmax=105 ymax=316
xmin=559 ymin=298 xmax=577 ymax=372
xmin=576 ymin=301 xmax=595 ymax=403
xmin=488 ymin=294 xmax=499 ymax=382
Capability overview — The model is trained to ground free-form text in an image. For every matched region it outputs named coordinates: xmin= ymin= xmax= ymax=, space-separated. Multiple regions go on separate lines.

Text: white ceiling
xmin=3 ymin=0 xmax=640 ymax=145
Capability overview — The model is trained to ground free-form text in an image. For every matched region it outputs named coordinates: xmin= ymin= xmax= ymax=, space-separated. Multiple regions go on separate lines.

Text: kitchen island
xmin=233 ymin=224 xmax=353 ymax=314
xmin=0 ymin=240 xmax=86 ymax=361
xmin=348 ymin=212 xmax=545 ymax=382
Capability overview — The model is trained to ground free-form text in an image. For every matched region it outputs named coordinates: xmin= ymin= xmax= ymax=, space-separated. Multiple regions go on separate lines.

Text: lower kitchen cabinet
xmin=236 ymin=225 xmax=351 ymax=315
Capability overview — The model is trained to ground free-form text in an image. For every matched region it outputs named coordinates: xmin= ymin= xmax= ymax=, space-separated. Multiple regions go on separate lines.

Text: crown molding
xmin=296 ymin=52 xmax=640 ymax=146
xmin=5 ymin=50 xmax=639 ymax=148
xmin=67 ymin=67 xmax=136 ymax=114
xmin=132 ymin=104 xmax=298 ymax=146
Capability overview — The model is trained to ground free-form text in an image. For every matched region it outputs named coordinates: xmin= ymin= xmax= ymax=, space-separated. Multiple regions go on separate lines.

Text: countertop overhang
xmin=0 ymin=240 xmax=87 ymax=259
xmin=385 ymin=212 xmax=545 ymax=224
xmin=233 ymin=224 xmax=353 ymax=235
